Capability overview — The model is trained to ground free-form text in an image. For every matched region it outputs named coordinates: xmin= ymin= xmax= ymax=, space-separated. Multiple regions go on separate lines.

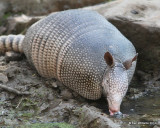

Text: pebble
xmin=0 ymin=73 xmax=8 ymax=83
xmin=131 ymin=10 xmax=139 ymax=14
xmin=60 ymin=89 xmax=73 ymax=100
xmin=52 ymin=82 xmax=58 ymax=88
xmin=5 ymin=51 xmax=23 ymax=63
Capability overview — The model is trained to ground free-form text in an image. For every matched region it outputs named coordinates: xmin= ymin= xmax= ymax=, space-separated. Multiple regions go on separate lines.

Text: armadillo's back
xmin=23 ymin=9 xmax=136 ymax=100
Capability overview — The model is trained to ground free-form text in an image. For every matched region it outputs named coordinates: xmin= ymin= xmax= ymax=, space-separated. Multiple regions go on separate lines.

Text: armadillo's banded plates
xmin=23 ymin=9 xmax=136 ymax=100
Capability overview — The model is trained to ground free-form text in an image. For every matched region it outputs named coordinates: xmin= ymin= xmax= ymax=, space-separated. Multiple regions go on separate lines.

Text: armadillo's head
xmin=102 ymin=52 xmax=138 ymax=116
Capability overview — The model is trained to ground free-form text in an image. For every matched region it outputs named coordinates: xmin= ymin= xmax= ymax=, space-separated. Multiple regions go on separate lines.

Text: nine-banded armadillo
xmin=0 ymin=9 xmax=137 ymax=116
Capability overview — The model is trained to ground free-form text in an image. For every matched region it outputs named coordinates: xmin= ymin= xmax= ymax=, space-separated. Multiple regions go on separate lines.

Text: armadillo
xmin=0 ymin=9 xmax=137 ymax=116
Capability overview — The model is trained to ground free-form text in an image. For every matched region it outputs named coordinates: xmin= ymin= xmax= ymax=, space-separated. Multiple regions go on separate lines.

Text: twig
xmin=0 ymin=84 xmax=30 ymax=95
xmin=16 ymin=97 xmax=23 ymax=108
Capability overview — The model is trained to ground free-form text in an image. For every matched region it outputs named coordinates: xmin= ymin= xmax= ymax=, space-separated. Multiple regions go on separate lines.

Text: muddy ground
xmin=0 ymin=54 xmax=120 ymax=128
xmin=0 ymin=51 xmax=160 ymax=128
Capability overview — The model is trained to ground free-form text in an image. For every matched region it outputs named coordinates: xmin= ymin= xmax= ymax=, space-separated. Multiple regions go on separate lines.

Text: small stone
xmin=5 ymin=51 xmax=23 ymax=63
xmin=131 ymin=10 xmax=139 ymax=14
xmin=47 ymin=93 xmax=55 ymax=100
xmin=52 ymin=82 xmax=58 ymax=88
xmin=130 ymin=109 xmax=134 ymax=112
xmin=113 ymin=111 xmax=123 ymax=119
xmin=39 ymin=103 xmax=49 ymax=112
xmin=29 ymin=119 xmax=38 ymax=123
xmin=56 ymin=81 xmax=64 ymax=87
xmin=153 ymin=81 xmax=160 ymax=87
xmin=1 ymin=109 xmax=9 ymax=116
xmin=0 ymin=73 xmax=8 ymax=83
xmin=0 ymin=117 xmax=4 ymax=124
xmin=3 ymin=118 xmax=18 ymax=125
xmin=132 ymin=92 xmax=144 ymax=99
xmin=0 ymin=56 xmax=5 ymax=62
xmin=5 ymin=66 xmax=21 ymax=78
xmin=129 ymin=88 xmax=140 ymax=94
xmin=8 ymin=93 xmax=16 ymax=100
xmin=60 ymin=89 xmax=73 ymax=100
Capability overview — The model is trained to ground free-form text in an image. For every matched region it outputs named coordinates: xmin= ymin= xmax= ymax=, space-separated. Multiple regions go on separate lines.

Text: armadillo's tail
xmin=0 ymin=35 xmax=24 ymax=54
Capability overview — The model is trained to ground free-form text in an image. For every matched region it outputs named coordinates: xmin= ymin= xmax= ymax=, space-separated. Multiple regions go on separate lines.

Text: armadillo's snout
xmin=109 ymin=107 xmax=123 ymax=118
xmin=109 ymin=107 xmax=120 ymax=116
xmin=108 ymin=99 xmax=122 ymax=116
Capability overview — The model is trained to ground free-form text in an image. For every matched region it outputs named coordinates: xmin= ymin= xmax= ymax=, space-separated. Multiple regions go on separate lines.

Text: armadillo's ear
xmin=104 ymin=52 xmax=114 ymax=67
xmin=123 ymin=53 xmax=138 ymax=70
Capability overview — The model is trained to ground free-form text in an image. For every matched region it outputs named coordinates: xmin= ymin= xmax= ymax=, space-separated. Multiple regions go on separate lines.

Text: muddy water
xmin=121 ymin=90 xmax=160 ymax=128
xmin=88 ymin=86 xmax=160 ymax=128
xmin=123 ymin=91 xmax=160 ymax=115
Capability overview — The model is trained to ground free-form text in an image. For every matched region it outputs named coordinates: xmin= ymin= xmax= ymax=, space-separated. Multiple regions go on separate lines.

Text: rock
xmin=5 ymin=51 xmax=23 ymax=62
xmin=8 ymin=0 xmax=107 ymax=16
xmin=5 ymin=66 xmax=21 ymax=78
xmin=38 ymin=101 xmax=120 ymax=127
xmin=0 ymin=0 xmax=108 ymax=20
xmin=74 ymin=105 xmax=120 ymax=128
xmin=6 ymin=14 xmax=44 ymax=34
xmin=130 ymin=92 xmax=144 ymax=99
xmin=85 ymin=0 xmax=160 ymax=73
xmin=4 ymin=0 xmax=160 ymax=73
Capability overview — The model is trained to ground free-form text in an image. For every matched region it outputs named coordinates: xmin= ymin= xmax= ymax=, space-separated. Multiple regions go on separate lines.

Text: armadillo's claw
xmin=112 ymin=111 xmax=123 ymax=118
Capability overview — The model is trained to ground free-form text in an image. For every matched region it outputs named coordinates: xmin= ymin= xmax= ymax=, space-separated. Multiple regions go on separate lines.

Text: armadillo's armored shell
xmin=23 ymin=10 xmax=136 ymax=100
